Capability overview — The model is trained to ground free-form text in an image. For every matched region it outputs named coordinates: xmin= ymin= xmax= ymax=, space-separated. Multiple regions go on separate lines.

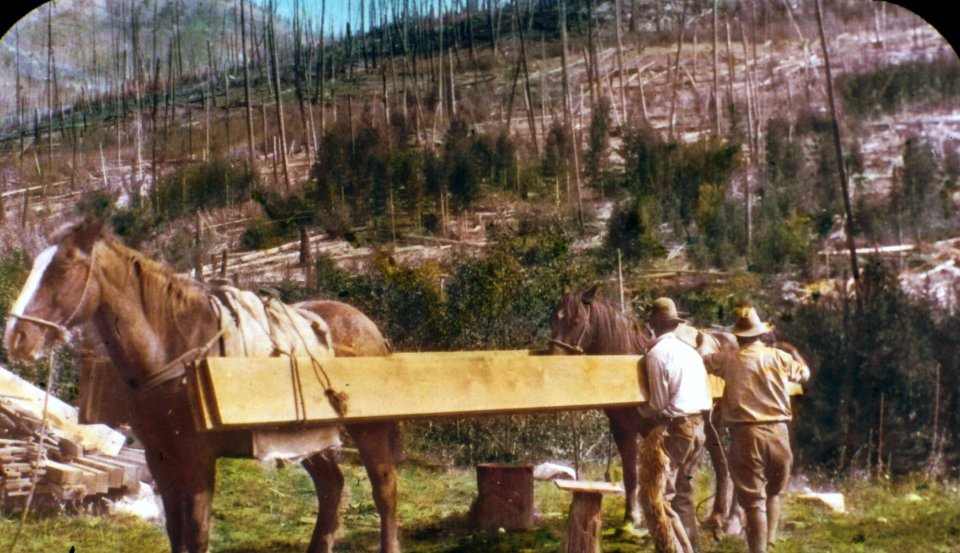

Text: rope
xmin=272 ymin=297 xmax=349 ymax=417
xmin=6 ymin=350 xmax=57 ymax=553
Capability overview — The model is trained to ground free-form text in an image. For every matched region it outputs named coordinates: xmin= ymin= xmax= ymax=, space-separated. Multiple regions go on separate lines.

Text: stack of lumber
xmin=0 ymin=365 xmax=149 ymax=512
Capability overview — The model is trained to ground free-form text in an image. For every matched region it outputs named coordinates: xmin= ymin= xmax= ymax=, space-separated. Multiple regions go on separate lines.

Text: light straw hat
xmin=648 ymin=297 xmax=687 ymax=324
xmin=731 ymin=306 xmax=774 ymax=337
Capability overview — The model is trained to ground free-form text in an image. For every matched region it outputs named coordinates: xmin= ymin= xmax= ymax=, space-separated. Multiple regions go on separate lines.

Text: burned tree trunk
xmin=242 ymin=0 xmax=257 ymax=166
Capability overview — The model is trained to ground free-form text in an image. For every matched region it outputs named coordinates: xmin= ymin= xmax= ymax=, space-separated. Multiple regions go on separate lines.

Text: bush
xmin=781 ymin=261 xmax=941 ymax=473
xmin=752 ymin=215 xmax=817 ymax=274
xmin=619 ymin=124 xmax=741 ymax=235
xmin=840 ymin=57 xmax=960 ymax=119
xmin=606 ymin=197 xmax=665 ymax=260
xmin=0 ymin=250 xmax=30 ymax=366
xmin=75 ymin=190 xmax=156 ymax=247
xmin=153 ymin=158 xmax=257 ymax=220
xmin=690 ymin=183 xmax=745 ymax=269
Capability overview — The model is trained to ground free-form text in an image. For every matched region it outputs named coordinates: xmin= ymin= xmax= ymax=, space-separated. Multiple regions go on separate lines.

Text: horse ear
xmin=582 ymin=284 xmax=599 ymax=305
xmin=71 ymin=217 xmax=108 ymax=253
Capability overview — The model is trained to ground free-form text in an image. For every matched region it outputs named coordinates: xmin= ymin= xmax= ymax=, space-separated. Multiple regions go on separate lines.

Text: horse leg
xmin=149 ymin=452 xmax=216 ymax=553
xmin=302 ymin=448 xmax=345 ymax=553
xmin=607 ymin=409 xmax=642 ymax=529
xmin=156 ymin=483 xmax=185 ymax=552
xmin=348 ymin=422 xmax=402 ymax=553
xmin=182 ymin=462 xmax=217 ymax=553
xmin=705 ymin=410 xmax=734 ymax=536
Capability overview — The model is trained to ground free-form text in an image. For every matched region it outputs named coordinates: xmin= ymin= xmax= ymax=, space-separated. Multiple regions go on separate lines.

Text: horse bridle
xmin=548 ymin=312 xmax=592 ymax=354
xmin=7 ymin=242 xmax=101 ymax=344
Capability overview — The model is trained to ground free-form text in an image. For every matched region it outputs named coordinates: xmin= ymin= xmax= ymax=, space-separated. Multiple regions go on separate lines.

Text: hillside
xmin=0 ymin=1 xmax=956 ymax=280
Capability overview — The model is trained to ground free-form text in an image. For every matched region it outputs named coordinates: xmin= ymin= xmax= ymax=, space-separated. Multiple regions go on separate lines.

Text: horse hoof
xmin=612 ymin=522 xmax=649 ymax=541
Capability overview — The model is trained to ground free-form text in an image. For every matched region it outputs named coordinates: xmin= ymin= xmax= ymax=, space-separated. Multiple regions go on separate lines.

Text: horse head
xmin=547 ymin=285 xmax=599 ymax=355
xmin=4 ymin=218 xmax=108 ymax=361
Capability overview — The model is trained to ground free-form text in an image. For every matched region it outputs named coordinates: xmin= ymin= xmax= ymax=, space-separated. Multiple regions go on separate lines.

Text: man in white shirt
xmin=641 ymin=297 xmax=713 ymax=553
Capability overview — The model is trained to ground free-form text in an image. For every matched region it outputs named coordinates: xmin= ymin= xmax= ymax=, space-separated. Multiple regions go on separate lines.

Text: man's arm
xmin=702 ymin=351 xmax=725 ymax=377
xmin=776 ymin=342 xmax=810 ymax=384
xmin=643 ymin=353 xmax=672 ymax=416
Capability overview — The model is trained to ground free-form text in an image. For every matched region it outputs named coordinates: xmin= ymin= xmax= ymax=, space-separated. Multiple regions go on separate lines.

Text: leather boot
xmin=767 ymin=495 xmax=782 ymax=546
xmin=745 ymin=506 xmax=768 ymax=553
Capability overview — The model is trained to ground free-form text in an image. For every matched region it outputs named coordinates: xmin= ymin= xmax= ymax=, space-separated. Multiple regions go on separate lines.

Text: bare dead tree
xmin=814 ymin=0 xmax=860 ymax=292
xmin=241 ymin=0 xmax=257 ymax=166
xmin=712 ymin=0 xmax=721 ymax=136
xmin=614 ymin=0 xmax=627 ymax=124
xmin=269 ymin=0 xmax=292 ymax=190
xmin=668 ymin=0 xmax=688 ymax=141
xmin=559 ymin=0 xmax=583 ymax=227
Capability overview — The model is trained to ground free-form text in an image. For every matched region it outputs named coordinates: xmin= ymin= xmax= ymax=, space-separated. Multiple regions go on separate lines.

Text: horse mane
xmin=99 ymin=238 xmax=212 ymax=322
xmin=562 ymin=289 xmax=649 ymax=355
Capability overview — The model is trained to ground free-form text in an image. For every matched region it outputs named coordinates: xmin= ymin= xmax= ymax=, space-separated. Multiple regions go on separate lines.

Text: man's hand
xmin=778 ymin=341 xmax=805 ymax=364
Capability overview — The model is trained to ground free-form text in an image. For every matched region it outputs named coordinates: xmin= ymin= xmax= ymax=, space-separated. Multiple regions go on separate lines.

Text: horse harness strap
xmin=138 ymin=328 xmax=229 ymax=391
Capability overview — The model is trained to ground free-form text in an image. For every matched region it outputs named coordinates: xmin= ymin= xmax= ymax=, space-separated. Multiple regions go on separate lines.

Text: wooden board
xmin=555 ymin=480 xmax=624 ymax=496
xmin=195 ymin=352 xmax=645 ymax=428
xmin=193 ymin=351 xmax=803 ymax=429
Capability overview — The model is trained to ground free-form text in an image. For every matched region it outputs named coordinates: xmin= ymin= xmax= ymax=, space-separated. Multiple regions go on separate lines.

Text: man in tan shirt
xmin=704 ymin=307 xmax=809 ymax=553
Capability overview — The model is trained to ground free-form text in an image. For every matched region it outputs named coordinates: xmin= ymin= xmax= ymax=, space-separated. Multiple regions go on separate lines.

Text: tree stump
xmin=555 ymin=480 xmax=624 ymax=553
xmin=474 ymin=463 xmax=535 ymax=531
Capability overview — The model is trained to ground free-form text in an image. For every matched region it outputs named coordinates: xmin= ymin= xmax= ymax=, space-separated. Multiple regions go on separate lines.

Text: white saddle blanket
xmin=210 ymin=285 xmax=340 ymax=462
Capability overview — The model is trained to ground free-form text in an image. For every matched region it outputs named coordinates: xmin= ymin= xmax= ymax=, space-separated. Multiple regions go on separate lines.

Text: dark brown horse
xmin=547 ymin=285 xmax=653 ymax=532
xmin=548 ymin=286 xmax=739 ymax=537
xmin=3 ymin=219 xmax=400 ymax=553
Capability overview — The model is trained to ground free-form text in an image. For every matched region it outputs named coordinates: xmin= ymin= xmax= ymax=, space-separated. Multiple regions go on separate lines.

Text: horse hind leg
xmin=302 ymin=448 xmax=345 ymax=553
xmin=348 ymin=421 xmax=402 ymax=553
xmin=608 ymin=409 xmax=642 ymax=527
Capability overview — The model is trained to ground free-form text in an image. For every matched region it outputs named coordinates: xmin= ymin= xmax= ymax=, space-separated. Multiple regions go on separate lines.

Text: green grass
xmin=2 ymin=459 xmax=959 ymax=552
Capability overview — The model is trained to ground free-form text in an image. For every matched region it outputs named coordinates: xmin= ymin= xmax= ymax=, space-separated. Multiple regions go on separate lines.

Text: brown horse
xmin=3 ymin=219 xmax=400 ymax=553
xmin=547 ymin=286 xmax=739 ymax=538
xmin=547 ymin=285 xmax=653 ymax=532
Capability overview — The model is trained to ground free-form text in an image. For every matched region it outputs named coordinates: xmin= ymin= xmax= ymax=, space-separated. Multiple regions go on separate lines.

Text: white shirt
xmin=644 ymin=332 xmax=713 ymax=417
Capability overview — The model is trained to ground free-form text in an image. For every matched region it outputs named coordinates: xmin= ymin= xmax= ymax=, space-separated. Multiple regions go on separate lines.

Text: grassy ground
xmin=1 ymin=459 xmax=958 ymax=552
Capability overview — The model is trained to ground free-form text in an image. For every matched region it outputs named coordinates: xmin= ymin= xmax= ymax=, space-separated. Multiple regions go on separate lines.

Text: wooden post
xmin=299 ymin=225 xmax=310 ymax=266
xmin=877 ymin=391 xmax=885 ymax=476
xmin=556 ymin=480 xmax=623 ymax=553
xmin=195 ymin=212 xmax=204 ymax=282
xmin=474 ymin=464 xmax=535 ymax=531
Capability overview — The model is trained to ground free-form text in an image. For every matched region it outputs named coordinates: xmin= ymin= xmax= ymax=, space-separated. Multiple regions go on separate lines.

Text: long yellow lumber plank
xmin=196 ymin=352 xmax=644 ymax=428
xmin=193 ymin=351 xmax=802 ymax=429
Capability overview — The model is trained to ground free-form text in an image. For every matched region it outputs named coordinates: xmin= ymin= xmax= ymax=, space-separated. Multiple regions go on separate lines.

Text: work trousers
xmin=728 ymin=421 xmax=793 ymax=511
xmin=663 ymin=413 xmax=706 ymax=553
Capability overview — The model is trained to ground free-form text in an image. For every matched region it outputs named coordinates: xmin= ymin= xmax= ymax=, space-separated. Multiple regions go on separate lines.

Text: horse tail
xmin=639 ymin=424 xmax=682 ymax=553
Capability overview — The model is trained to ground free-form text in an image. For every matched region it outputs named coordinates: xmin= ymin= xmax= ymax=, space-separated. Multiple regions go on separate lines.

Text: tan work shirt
xmin=704 ymin=342 xmax=809 ymax=424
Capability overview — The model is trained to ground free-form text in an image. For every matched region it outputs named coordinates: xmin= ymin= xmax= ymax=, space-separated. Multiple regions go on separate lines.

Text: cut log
xmin=555 ymin=480 xmax=624 ymax=553
xmin=474 ymin=464 xmax=535 ymax=531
